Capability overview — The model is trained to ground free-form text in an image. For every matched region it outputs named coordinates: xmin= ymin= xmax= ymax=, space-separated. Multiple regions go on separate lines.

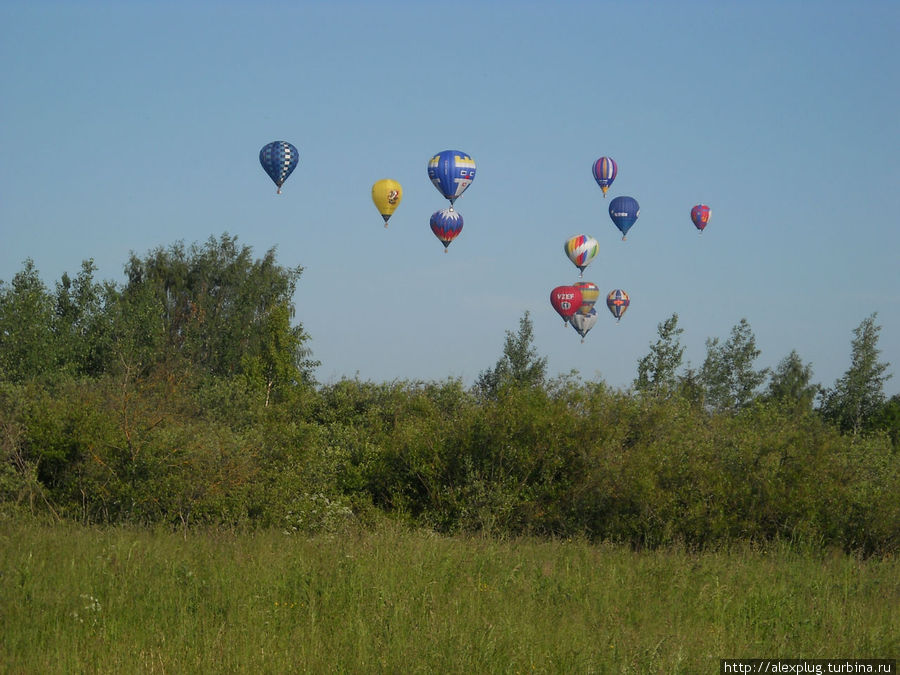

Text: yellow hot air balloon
xmin=372 ymin=179 xmax=403 ymax=227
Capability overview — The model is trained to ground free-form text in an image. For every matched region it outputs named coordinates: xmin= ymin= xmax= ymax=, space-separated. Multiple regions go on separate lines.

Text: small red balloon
xmin=550 ymin=286 xmax=583 ymax=323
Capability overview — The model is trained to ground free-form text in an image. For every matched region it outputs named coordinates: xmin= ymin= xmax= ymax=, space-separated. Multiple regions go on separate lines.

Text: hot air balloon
xmin=427 ymin=150 xmax=476 ymax=206
xmin=574 ymin=281 xmax=600 ymax=314
xmin=570 ymin=308 xmax=598 ymax=343
xmin=259 ymin=141 xmax=299 ymax=194
xmin=592 ymin=157 xmax=617 ymax=197
xmin=430 ymin=208 xmax=463 ymax=251
xmin=606 ymin=289 xmax=630 ymax=322
xmin=564 ymin=235 xmax=599 ymax=277
xmin=551 ymin=285 xmax=583 ymax=324
xmin=691 ymin=204 xmax=711 ymax=233
xmin=372 ymin=179 xmax=403 ymax=227
xmin=608 ymin=196 xmax=640 ymax=240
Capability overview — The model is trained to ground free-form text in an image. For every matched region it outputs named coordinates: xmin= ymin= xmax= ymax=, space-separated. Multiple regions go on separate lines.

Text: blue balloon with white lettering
xmin=427 ymin=150 xmax=476 ymax=205
xmin=608 ymin=196 xmax=640 ymax=240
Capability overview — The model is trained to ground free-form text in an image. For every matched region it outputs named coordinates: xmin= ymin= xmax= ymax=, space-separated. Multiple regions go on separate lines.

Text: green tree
xmin=116 ymin=234 xmax=317 ymax=390
xmin=475 ymin=311 xmax=547 ymax=398
xmin=53 ymin=259 xmax=111 ymax=376
xmin=872 ymin=393 xmax=900 ymax=449
xmin=0 ymin=260 xmax=56 ymax=381
xmin=820 ymin=313 xmax=892 ymax=436
xmin=635 ymin=313 xmax=685 ymax=398
xmin=700 ymin=318 xmax=768 ymax=412
xmin=765 ymin=349 xmax=820 ymax=413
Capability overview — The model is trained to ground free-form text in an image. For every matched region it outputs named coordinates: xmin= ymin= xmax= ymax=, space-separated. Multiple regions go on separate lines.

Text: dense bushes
xmin=2 ymin=372 xmax=897 ymax=554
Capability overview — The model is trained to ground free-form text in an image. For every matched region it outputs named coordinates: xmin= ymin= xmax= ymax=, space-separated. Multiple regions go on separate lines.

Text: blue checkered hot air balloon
xmin=609 ymin=196 xmax=640 ymax=240
xmin=259 ymin=141 xmax=299 ymax=194
xmin=427 ymin=150 xmax=476 ymax=206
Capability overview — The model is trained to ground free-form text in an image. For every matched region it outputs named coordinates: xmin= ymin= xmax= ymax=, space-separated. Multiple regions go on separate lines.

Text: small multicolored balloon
xmin=592 ymin=157 xmax=617 ymax=197
xmin=574 ymin=281 xmax=600 ymax=315
xmin=608 ymin=196 xmax=640 ymax=240
xmin=606 ymin=289 xmax=630 ymax=322
xmin=430 ymin=208 xmax=464 ymax=252
xmin=427 ymin=150 xmax=476 ymax=205
xmin=691 ymin=204 xmax=711 ymax=233
xmin=372 ymin=179 xmax=403 ymax=227
xmin=259 ymin=141 xmax=299 ymax=194
xmin=551 ymin=285 xmax=584 ymax=324
xmin=564 ymin=235 xmax=599 ymax=277
xmin=570 ymin=308 xmax=598 ymax=343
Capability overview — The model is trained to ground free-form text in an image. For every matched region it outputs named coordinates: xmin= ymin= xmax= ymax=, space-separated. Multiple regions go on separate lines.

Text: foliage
xmin=116 ymin=234 xmax=318 ymax=390
xmin=765 ymin=349 xmax=820 ymax=413
xmin=820 ymin=313 xmax=892 ymax=436
xmin=872 ymin=394 xmax=900 ymax=449
xmin=474 ymin=311 xmax=547 ymax=398
xmin=0 ymin=260 xmax=57 ymax=381
xmin=634 ymin=312 xmax=685 ymax=398
xmin=700 ymin=318 xmax=768 ymax=413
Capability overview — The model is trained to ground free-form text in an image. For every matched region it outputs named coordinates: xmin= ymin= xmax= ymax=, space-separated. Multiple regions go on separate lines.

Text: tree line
xmin=1 ymin=235 xmax=897 ymax=553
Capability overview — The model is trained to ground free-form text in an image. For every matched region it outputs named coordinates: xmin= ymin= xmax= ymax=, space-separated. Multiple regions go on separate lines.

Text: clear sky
xmin=2 ymin=1 xmax=898 ymax=395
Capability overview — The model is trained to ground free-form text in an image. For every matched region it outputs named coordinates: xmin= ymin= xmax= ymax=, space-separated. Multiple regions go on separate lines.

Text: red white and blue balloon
xmin=430 ymin=208 xmax=464 ymax=251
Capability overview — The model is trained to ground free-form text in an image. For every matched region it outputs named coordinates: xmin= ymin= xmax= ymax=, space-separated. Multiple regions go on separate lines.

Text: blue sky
xmin=2 ymin=1 xmax=898 ymax=395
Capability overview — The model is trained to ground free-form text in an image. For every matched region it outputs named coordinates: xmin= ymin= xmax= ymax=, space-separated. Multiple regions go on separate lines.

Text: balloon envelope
xmin=427 ymin=150 xmax=476 ymax=204
xmin=574 ymin=281 xmax=600 ymax=314
xmin=570 ymin=308 xmax=598 ymax=341
xmin=691 ymin=204 xmax=711 ymax=232
xmin=606 ymin=289 xmax=630 ymax=321
xmin=259 ymin=141 xmax=299 ymax=193
xmin=430 ymin=208 xmax=464 ymax=250
xmin=608 ymin=196 xmax=640 ymax=239
xmin=592 ymin=157 xmax=617 ymax=196
xmin=372 ymin=179 xmax=403 ymax=226
xmin=564 ymin=235 xmax=599 ymax=276
xmin=551 ymin=286 xmax=584 ymax=322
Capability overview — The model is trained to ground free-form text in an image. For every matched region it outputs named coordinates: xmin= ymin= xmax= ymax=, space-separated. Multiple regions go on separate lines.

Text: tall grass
xmin=1 ymin=520 xmax=897 ymax=673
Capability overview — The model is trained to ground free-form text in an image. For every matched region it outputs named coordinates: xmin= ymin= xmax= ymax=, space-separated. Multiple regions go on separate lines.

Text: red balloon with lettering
xmin=550 ymin=286 xmax=583 ymax=324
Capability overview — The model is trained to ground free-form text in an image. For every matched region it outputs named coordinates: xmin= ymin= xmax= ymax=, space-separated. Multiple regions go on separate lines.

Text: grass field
xmin=1 ymin=520 xmax=897 ymax=673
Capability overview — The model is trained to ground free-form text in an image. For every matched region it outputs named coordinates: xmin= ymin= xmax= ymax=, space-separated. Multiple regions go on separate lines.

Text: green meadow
xmin=2 ymin=520 xmax=897 ymax=673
